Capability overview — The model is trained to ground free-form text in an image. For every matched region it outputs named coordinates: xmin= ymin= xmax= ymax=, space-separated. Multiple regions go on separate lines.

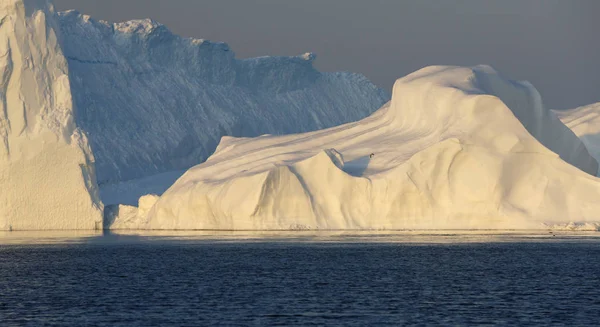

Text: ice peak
xmin=114 ymin=18 xmax=165 ymax=35
xmin=60 ymin=10 xmax=93 ymax=23
xmin=300 ymin=52 xmax=317 ymax=61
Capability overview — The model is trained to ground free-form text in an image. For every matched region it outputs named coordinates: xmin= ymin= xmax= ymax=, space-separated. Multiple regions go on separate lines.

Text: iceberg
xmin=126 ymin=65 xmax=600 ymax=230
xmin=0 ymin=0 xmax=103 ymax=230
xmin=58 ymin=11 xmax=389 ymax=186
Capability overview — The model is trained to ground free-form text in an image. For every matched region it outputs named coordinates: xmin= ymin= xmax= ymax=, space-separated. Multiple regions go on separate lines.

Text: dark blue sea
xmin=1 ymin=231 xmax=599 ymax=326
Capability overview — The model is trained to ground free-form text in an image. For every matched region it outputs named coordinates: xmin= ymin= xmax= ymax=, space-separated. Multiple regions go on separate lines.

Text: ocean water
xmin=1 ymin=231 xmax=599 ymax=326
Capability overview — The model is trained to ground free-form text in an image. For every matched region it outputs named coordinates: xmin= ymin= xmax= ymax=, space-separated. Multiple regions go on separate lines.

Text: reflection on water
xmin=1 ymin=230 xmax=599 ymax=245
xmin=0 ymin=230 xmax=104 ymax=245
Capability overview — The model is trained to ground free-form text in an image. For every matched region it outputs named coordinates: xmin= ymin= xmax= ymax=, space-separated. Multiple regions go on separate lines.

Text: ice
xmin=100 ymin=170 xmax=185 ymax=206
xmin=554 ymin=103 xmax=600 ymax=176
xmin=120 ymin=66 xmax=600 ymax=230
xmin=57 ymin=10 xmax=389 ymax=186
xmin=105 ymin=194 xmax=159 ymax=230
xmin=0 ymin=0 xmax=103 ymax=230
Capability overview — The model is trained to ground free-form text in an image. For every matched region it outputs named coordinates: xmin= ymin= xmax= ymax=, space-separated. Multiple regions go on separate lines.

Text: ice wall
xmin=57 ymin=11 xmax=389 ymax=185
xmin=0 ymin=0 xmax=102 ymax=230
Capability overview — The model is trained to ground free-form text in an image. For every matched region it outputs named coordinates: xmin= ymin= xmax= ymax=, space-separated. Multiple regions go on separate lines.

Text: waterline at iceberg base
xmin=109 ymin=66 xmax=600 ymax=231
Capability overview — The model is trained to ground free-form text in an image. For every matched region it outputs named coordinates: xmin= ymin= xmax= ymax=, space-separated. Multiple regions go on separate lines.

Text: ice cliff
xmin=57 ymin=11 xmax=389 ymax=185
xmin=119 ymin=66 xmax=600 ymax=230
xmin=0 ymin=0 xmax=103 ymax=230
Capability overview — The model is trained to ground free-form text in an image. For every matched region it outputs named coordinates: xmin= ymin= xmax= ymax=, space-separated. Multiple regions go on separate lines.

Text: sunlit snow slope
xmin=57 ymin=11 xmax=389 ymax=185
xmin=118 ymin=66 xmax=600 ymax=230
xmin=555 ymin=103 xmax=600 ymax=175
xmin=0 ymin=0 xmax=103 ymax=230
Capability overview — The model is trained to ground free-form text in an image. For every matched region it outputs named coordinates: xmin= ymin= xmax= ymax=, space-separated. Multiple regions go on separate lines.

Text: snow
xmin=57 ymin=10 xmax=390 ymax=186
xmin=0 ymin=0 xmax=103 ymax=230
xmin=113 ymin=65 xmax=600 ymax=230
xmin=554 ymin=103 xmax=600 ymax=175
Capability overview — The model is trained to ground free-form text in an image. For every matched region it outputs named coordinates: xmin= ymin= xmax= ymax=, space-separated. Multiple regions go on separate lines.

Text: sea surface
xmin=1 ymin=231 xmax=599 ymax=326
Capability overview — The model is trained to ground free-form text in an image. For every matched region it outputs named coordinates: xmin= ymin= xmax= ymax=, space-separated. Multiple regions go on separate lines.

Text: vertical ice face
xmin=0 ymin=0 xmax=102 ymax=230
xmin=57 ymin=11 xmax=389 ymax=185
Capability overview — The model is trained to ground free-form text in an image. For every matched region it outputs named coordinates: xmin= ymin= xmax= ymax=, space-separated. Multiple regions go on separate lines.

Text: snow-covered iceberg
xmin=554 ymin=103 xmax=600 ymax=175
xmin=0 ymin=0 xmax=103 ymax=230
xmin=57 ymin=11 xmax=389 ymax=186
xmin=124 ymin=65 xmax=600 ymax=230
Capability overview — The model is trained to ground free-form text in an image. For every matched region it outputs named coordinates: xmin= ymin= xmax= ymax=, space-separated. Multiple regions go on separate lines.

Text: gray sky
xmin=54 ymin=0 xmax=599 ymax=109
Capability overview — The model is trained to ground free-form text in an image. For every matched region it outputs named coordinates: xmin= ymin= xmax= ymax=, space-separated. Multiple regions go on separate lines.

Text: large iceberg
xmin=0 ymin=0 xmax=103 ymax=230
xmin=58 ymin=11 xmax=389 ymax=186
xmin=124 ymin=65 xmax=600 ymax=230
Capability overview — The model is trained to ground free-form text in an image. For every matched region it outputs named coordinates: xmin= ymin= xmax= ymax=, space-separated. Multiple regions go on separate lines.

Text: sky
xmin=53 ymin=0 xmax=599 ymax=109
